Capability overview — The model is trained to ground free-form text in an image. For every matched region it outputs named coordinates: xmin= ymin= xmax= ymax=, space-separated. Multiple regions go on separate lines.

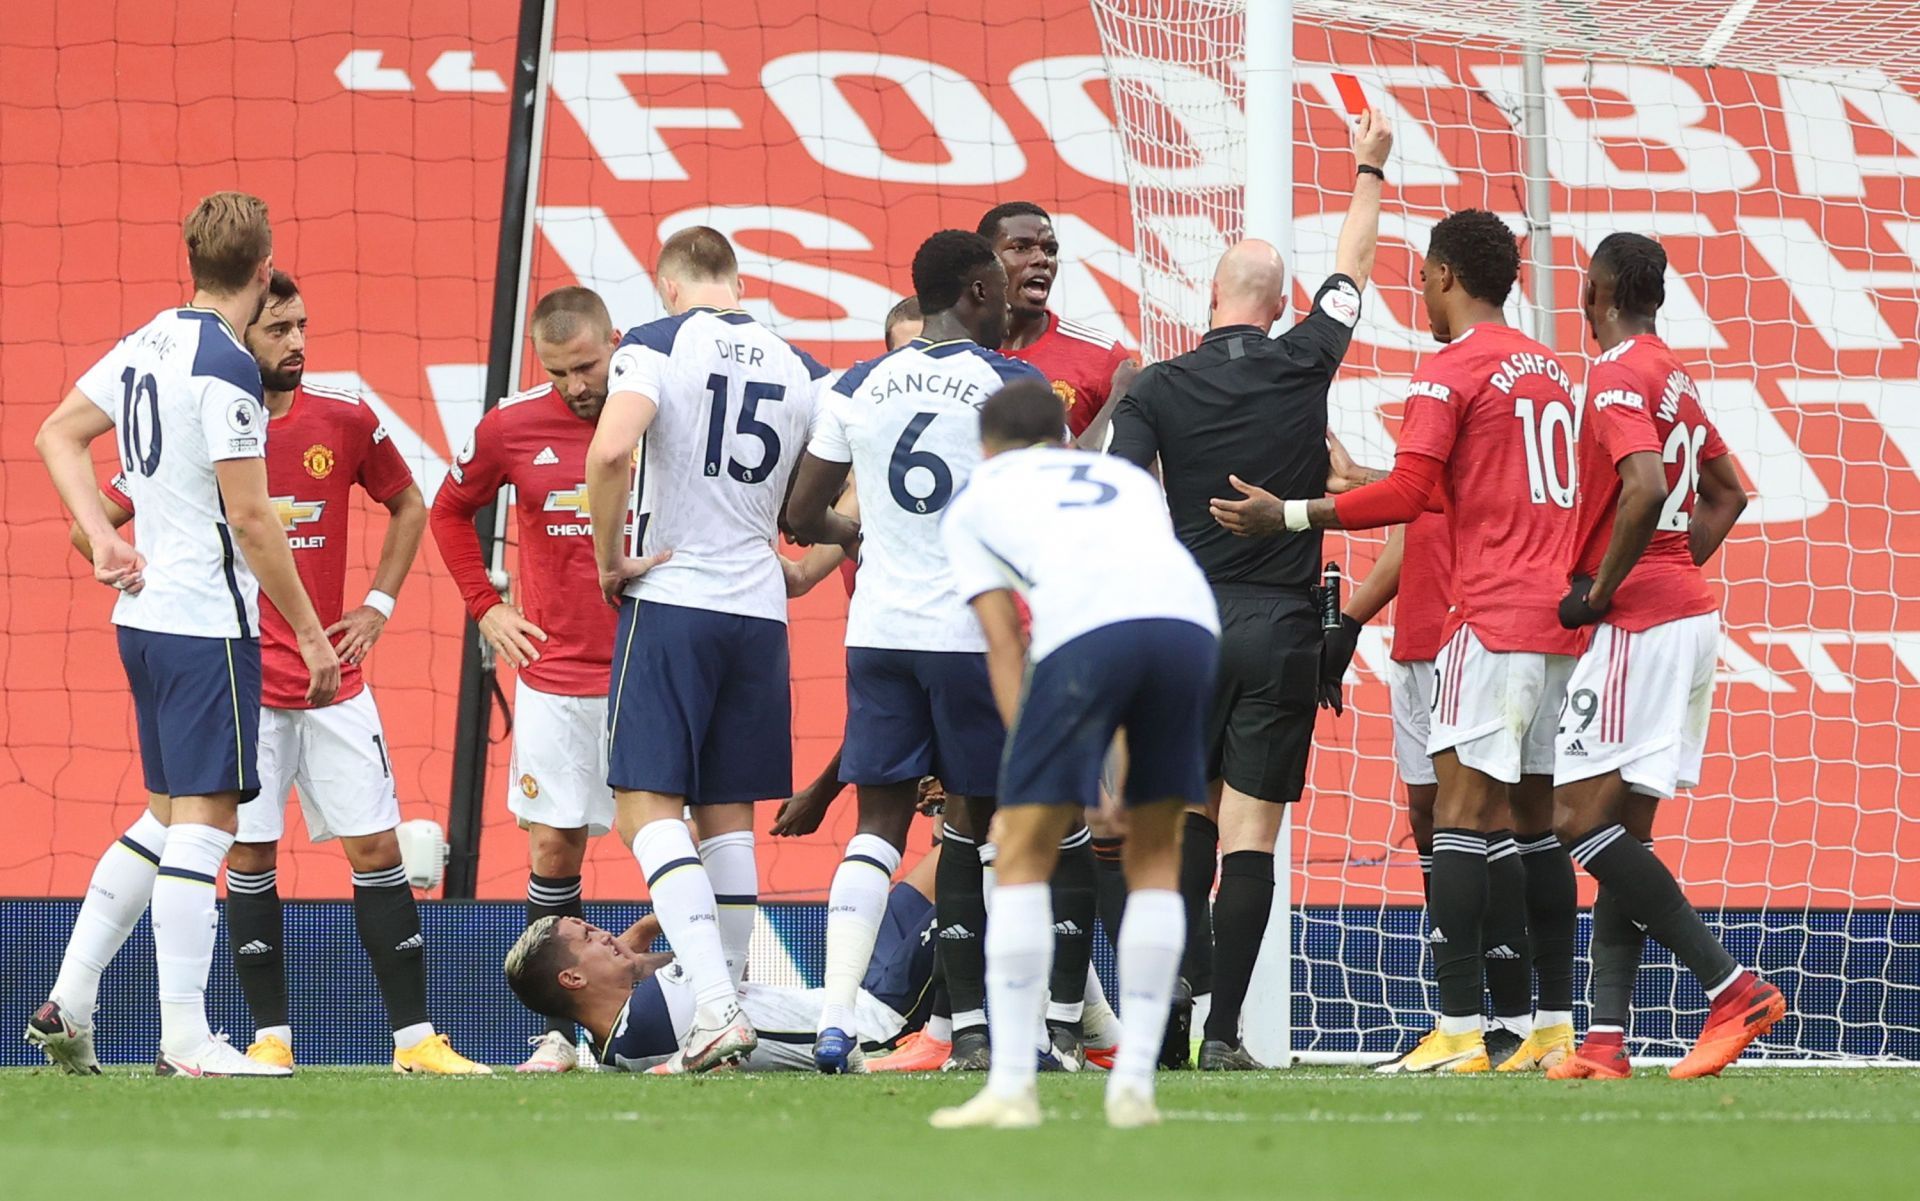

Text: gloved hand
xmin=1318 ymin=613 xmax=1362 ymax=715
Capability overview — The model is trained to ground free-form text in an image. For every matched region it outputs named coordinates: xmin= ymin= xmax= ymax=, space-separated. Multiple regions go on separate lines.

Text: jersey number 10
xmin=703 ymin=373 xmax=784 ymax=484
xmin=1512 ymin=396 xmax=1576 ymax=509
xmin=119 ymin=368 xmax=162 ymax=478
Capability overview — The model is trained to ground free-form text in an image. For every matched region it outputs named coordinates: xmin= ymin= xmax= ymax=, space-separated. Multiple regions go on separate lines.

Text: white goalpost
xmin=1092 ymin=0 xmax=1920 ymax=1065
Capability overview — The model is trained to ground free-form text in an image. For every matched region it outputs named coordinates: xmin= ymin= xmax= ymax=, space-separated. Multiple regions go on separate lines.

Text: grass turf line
xmin=1 ymin=1066 xmax=1915 ymax=1200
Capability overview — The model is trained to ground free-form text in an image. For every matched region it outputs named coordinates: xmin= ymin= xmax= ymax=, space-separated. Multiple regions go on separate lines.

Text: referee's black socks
xmin=1202 ymin=849 xmax=1273 ymax=1045
xmin=354 ymin=864 xmax=431 ymax=1035
xmin=1178 ymin=811 xmax=1218 ymax=996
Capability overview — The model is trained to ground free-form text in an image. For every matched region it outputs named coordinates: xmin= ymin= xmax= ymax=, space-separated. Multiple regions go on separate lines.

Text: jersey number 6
xmin=889 ymin=411 xmax=954 ymax=514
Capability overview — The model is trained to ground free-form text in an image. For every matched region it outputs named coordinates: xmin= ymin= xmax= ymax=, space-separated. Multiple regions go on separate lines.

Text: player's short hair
xmin=656 ymin=225 xmax=739 ymax=283
xmin=912 ymin=230 xmax=997 ymax=315
xmin=266 ymin=269 xmax=299 ymax=305
xmin=884 ymin=295 xmax=922 ymax=339
xmin=976 ymin=201 xmax=1051 ymax=242
xmin=1426 ymin=209 xmax=1520 ymax=306
xmin=503 ymin=915 xmax=580 ymax=1022
xmin=530 ymin=286 xmax=614 ymax=345
xmin=1591 ymin=231 xmax=1667 ymax=319
xmin=980 ymin=379 xmax=1066 ymax=449
xmin=183 ymin=191 xmax=272 ymax=294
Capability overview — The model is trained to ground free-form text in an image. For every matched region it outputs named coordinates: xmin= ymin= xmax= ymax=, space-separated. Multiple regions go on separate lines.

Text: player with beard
xmin=75 ymin=271 xmax=485 ymax=1072
xmin=430 ymin=286 xmax=625 ymax=1072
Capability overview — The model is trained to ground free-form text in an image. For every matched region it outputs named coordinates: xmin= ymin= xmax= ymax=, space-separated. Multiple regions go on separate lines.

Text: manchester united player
xmin=79 ymin=272 xmax=485 ymax=1073
xmin=1268 ymin=209 xmax=1581 ymax=1072
xmin=430 ymin=285 xmax=623 ymax=1072
xmin=982 ymin=202 xmax=1137 ymax=443
xmin=1548 ymin=233 xmax=1779 ymax=1080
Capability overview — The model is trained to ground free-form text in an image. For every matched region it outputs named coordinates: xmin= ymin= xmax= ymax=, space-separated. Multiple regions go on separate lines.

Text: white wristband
xmin=1283 ymin=499 xmax=1312 ymax=532
xmin=363 ymin=590 xmax=397 ymax=619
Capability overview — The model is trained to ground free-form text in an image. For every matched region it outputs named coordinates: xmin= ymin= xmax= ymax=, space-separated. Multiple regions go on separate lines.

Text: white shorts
xmin=1553 ymin=613 xmax=1719 ymax=798
xmin=508 ymin=680 xmax=612 ymax=836
xmin=1428 ymin=625 xmax=1574 ymax=784
xmin=736 ymin=982 xmax=911 ymax=1072
xmin=242 ymin=688 xmax=400 ymax=843
xmin=1386 ymin=658 xmax=1438 ymax=788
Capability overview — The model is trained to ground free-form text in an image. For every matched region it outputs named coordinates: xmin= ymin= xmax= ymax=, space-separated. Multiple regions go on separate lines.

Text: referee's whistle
xmin=1320 ymin=562 xmax=1343 ymax=631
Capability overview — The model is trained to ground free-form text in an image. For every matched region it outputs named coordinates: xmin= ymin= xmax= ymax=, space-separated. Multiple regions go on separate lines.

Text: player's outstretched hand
xmin=771 ymin=781 xmax=839 ymax=838
xmin=1354 ymin=106 xmax=1393 ymax=169
xmin=93 ymin=534 xmax=147 ymax=596
xmin=298 ymin=627 xmax=342 ymax=706
xmin=1559 ymin=575 xmax=1610 ymax=628
xmin=478 ymin=602 xmax=548 ymax=669
xmin=1319 ymin=613 xmax=1362 ymax=716
xmin=1210 ymin=474 xmax=1286 ymax=537
xmin=327 ymin=605 xmax=388 ymax=667
xmin=599 ymin=550 xmax=673 ymax=608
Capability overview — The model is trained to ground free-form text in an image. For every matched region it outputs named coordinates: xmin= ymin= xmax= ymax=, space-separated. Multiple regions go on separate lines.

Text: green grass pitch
xmin=3 ymin=1066 xmax=1916 ymax=1200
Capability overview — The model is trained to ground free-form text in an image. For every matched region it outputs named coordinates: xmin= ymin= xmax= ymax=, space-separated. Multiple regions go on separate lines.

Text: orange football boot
xmin=1670 ymin=973 xmax=1785 ymax=1079
xmin=868 ymin=1029 xmax=952 ymax=1072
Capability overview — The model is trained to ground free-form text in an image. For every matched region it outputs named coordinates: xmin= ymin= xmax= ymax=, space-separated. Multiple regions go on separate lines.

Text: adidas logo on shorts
xmin=237 ymin=940 xmax=273 ymax=956
xmin=1564 ymin=739 xmax=1589 ymax=756
xmin=533 ymin=446 xmax=560 ymax=466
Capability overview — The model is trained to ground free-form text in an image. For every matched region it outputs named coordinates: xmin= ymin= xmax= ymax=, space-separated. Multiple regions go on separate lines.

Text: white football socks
xmin=984 ymin=882 xmax=1052 ymax=1100
xmin=51 ymin=810 xmax=169 ymax=1019
xmin=152 ymin=822 xmax=233 ymax=1058
xmin=699 ymin=830 xmax=758 ymax=986
xmin=633 ymin=819 xmax=736 ymax=1011
xmin=1111 ymin=889 xmax=1184 ymax=1093
xmin=818 ymin=833 xmax=901 ymax=1034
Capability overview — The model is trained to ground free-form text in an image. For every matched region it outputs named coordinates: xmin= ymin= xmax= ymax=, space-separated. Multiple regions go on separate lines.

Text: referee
xmin=1108 ymin=108 xmax=1392 ymax=1071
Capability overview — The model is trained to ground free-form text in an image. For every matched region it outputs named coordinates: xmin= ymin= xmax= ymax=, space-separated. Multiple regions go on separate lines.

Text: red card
xmin=1332 ymin=72 xmax=1369 ymax=115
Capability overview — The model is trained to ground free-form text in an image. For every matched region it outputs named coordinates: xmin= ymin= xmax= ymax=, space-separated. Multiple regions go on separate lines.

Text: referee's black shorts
xmin=1205 ymin=585 xmax=1319 ymax=803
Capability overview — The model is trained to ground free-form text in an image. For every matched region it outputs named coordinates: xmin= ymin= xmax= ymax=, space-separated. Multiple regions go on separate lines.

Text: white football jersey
xmin=610 ymin=307 xmax=828 ymax=623
xmin=942 ymin=446 xmax=1219 ymax=661
xmin=810 ymin=337 xmax=1046 ymax=652
xmin=73 ymin=307 xmax=266 ymax=638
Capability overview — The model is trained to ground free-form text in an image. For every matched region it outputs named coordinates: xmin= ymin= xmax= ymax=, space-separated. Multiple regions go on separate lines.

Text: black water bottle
xmin=1320 ymin=561 xmax=1343 ymax=631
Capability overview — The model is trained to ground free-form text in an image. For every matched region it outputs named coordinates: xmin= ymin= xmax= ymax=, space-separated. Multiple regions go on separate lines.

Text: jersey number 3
xmin=703 ymin=373 xmax=784 ymax=484
xmin=119 ymin=368 xmax=162 ymax=477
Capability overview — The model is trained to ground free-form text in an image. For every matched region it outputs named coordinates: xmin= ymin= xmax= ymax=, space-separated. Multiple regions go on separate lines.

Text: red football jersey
xmin=107 ymin=382 xmax=415 ymax=709
xmin=1572 ymin=334 xmax=1729 ymax=632
xmin=429 ymin=384 xmax=614 ymax=697
xmin=1003 ymin=312 xmax=1134 ymax=437
xmin=1395 ymin=323 xmax=1582 ymax=655
xmin=1391 ymin=509 xmax=1454 ymax=663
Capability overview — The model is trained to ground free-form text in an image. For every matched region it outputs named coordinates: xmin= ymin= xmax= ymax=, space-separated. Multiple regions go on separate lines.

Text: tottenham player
xmin=30 ymin=192 xmax=338 ymax=1076
xmin=1548 ymin=233 xmax=1779 ymax=1080
xmin=504 ymin=851 xmax=941 ymax=1074
xmin=430 ymin=285 xmax=622 ymax=1072
xmin=586 ymin=226 xmax=828 ymax=1074
xmin=74 ymin=272 xmax=485 ymax=1073
xmin=1267 ymin=209 xmax=1580 ymax=1073
xmin=786 ymin=230 xmax=1045 ymax=1074
xmin=930 ymin=381 xmax=1218 ymax=1130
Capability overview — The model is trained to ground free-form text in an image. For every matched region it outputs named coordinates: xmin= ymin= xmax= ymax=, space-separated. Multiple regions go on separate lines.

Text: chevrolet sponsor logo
xmin=273 ymin=496 xmax=328 ymax=549
xmin=544 ymin=485 xmax=592 ymax=536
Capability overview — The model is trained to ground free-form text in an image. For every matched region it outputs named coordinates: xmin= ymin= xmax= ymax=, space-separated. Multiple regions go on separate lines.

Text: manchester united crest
xmin=303 ymin=444 xmax=335 ymax=479
xmin=1051 ymin=379 xmax=1078 ymax=412
xmin=519 ymin=774 xmax=540 ymax=800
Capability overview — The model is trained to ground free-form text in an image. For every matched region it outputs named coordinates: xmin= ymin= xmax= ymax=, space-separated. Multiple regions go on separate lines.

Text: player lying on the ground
xmin=70 ymin=270 xmax=485 ymax=1075
xmin=1547 ymin=232 xmax=1779 ymax=1080
xmin=504 ymin=848 xmax=940 ymax=1073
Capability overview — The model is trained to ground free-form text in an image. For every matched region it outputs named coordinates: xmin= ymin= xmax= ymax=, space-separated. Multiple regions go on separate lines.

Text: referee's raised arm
xmin=1105 ymin=109 xmax=1392 ymax=1072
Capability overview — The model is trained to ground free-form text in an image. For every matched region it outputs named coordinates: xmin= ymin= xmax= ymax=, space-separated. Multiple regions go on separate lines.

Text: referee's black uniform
xmin=1109 ymin=273 xmax=1362 ymax=805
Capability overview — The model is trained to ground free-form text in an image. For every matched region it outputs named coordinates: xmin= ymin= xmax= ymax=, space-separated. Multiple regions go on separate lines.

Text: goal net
xmin=1092 ymin=0 xmax=1920 ymax=1061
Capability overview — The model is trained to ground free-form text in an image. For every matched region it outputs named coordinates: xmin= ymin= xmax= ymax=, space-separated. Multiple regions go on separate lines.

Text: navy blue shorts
xmin=607 ymin=599 xmax=792 ymax=805
xmin=1000 ymin=619 xmax=1218 ymax=809
xmin=841 ymin=648 xmax=1004 ymax=796
xmin=860 ymin=882 xmax=937 ymax=1028
xmin=117 ymin=626 xmax=261 ymax=801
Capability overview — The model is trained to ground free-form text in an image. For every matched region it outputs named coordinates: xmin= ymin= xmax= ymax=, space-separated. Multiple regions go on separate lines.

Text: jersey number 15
xmin=703 ymin=373 xmax=784 ymax=484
